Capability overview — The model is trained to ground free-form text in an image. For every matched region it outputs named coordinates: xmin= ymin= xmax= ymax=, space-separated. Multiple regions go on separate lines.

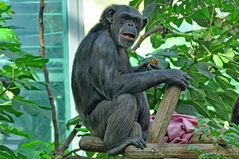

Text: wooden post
xmin=147 ymin=85 xmax=182 ymax=143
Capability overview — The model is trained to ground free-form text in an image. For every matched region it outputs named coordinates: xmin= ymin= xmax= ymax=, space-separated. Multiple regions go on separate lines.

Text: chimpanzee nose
xmin=128 ymin=23 xmax=134 ymax=27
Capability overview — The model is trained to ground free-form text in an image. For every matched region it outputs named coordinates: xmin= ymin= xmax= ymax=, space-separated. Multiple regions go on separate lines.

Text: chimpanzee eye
xmin=121 ymin=15 xmax=129 ymax=20
xmin=132 ymin=19 xmax=140 ymax=26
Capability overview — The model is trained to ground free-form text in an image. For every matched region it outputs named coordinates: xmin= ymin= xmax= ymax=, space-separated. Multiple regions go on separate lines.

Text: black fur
xmin=231 ymin=96 xmax=239 ymax=125
xmin=71 ymin=5 xmax=190 ymax=155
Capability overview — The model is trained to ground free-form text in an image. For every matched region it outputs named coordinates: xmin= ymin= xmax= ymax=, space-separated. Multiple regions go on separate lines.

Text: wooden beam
xmin=125 ymin=144 xmax=239 ymax=159
xmin=147 ymin=85 xmax=182 ymax=143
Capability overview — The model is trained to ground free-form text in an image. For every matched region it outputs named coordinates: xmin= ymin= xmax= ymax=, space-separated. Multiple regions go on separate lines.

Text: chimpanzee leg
xmin=87 ymin=93 xmax=145 ymax=155
xmin=103 ymin=94 xmax=138 ymax=150
xmin=86 ymin=100 xmax=114 ymax=139
xmin=134 ymin=92 xmax=150 ymax=139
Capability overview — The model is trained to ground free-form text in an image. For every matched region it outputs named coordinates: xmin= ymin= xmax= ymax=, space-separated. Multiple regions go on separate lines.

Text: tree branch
xmin=63 ymin=148 xmax=81 ymax=158
xmin=60 ymin=124 xmax=81 ymax=153
xmin=132 ymin=24 xmax=163 ymax=51
xmin=0 ymin=81 xmax=13 ymax=97
xmin=39 ymin=0 xmax=60 ymax=154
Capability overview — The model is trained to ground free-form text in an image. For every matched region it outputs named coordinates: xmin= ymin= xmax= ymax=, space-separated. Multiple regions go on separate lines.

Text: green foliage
xmin=0 ymin=145 xmax=27 ymax=159
xmin=0 ymin=1 xmax=51 ymax=158
xmin=221 ymin=124 xmax=239 ymax=147
xmin=130 ymin=0 xmax=239 ymax=124
xmin=17 ymin=140 xmax=53 ymax=159
xmin=66 ymin=115 xmax=81 ymax=130
xmin=128 ymin=1 xmax=239 ymax=158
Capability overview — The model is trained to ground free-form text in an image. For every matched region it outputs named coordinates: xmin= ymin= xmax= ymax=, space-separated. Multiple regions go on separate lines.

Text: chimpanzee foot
xmin=107 ymin=137 xmax=146 ymax=156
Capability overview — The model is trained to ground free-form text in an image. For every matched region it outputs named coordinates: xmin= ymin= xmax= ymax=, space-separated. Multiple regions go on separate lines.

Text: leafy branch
xmin=39 ymin=0 xmax=82 ymax=157
xmin=132 ymin=23 xmax=163 ymax=51
xmin=39 ymin=0 xmax=60 ymax=154
xmin=0 ymin=80 xmax=14 ymax=97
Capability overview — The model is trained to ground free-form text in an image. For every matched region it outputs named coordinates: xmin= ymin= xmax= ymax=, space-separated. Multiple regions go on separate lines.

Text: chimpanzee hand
xmin=107 ymin=136 xmax=146 ymax=155
xmin=133 ymin=62 xmax=160 ymax=72
xmin=128 ymin=137 xmax=146 ymax=149
xmin=146 ymin=63 xmax=160 ymax=70
xmin=162 ymin=69 xmax=190 ymax=90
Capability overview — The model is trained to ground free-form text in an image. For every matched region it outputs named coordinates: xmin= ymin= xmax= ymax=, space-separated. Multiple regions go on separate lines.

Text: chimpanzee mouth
xmin=122 ymin=33 xmax=136 ymax=41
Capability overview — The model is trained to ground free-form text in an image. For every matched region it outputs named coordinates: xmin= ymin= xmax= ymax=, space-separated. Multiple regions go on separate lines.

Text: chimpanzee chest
xmin=117 ymin=52 xmax=132 ymax=73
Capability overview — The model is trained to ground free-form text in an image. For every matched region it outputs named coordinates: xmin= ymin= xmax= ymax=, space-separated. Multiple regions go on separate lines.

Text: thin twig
xmin=39 ymin=0 xmax=60 ymax=154
xmin=0 ymin=81 xmax=13 ymax=97
xmin=63 ymin=148 xmax=81 ymax=158
xmin=132 ymin=24 xmax=163 ymax=51
xmin=60 ymin=124 xmax=81 ymax=153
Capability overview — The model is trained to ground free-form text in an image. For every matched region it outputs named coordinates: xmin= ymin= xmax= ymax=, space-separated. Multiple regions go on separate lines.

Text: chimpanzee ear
xmin=140 ymin=17 xmax=148 ymax=30
xmin=106 ymin=7 xmax=115 ymax=24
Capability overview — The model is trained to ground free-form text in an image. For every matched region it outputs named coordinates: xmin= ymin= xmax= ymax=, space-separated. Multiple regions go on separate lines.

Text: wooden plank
xmin=125 ymin=144 xmax=239 ymax=159
xmin=147 ymin=85 xmax=182 ymax=143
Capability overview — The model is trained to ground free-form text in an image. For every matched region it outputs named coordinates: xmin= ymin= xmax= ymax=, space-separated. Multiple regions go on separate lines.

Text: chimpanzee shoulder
xmin=93 ymin=31 xmax=116 ymax=50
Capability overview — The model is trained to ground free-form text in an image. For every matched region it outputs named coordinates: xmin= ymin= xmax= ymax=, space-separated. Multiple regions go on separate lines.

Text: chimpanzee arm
xmin=89 ymin=34 xmax=189 ymax=100
xmin=133 ymin=62 xmax=161 ymax=72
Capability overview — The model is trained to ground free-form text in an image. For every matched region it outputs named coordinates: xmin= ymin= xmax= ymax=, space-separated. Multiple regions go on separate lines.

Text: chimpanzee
xmin=231 ymin=96 xmax=239 ymax=125
xmin=71 ymin=5 xmax=190 ymax=155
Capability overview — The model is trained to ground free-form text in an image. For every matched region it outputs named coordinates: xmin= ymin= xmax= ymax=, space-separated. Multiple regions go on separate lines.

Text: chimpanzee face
xmin=106 ymin=6 xmax=147 ymax=48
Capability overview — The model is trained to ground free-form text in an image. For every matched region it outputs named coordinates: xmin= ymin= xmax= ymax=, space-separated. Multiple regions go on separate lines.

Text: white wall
xmin=82 ymin=0 xmax=129 ymax=34
xmin=81 ymin=0 xmax=153 ymax=57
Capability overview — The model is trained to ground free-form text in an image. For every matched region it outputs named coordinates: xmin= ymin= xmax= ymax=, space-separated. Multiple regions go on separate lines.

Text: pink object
xmin=150 ymin=112 xmax=198 ymax=144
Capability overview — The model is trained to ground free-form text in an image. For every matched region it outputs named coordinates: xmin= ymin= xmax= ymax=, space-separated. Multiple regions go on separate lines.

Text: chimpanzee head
xmin=101 ymin=5 xmax=147 ymax=48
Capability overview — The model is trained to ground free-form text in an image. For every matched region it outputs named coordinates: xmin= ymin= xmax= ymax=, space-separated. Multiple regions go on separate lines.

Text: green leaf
xmin=0 ymin=123 xmax=31 ymax=138
xmin=150 ymin=32 xmax=164 ymax=48
xmin=14 ymin=55 xmax=49 ymax=68
xmin=173 ymin=18 xmax=184 ymax=27
xmin=195 ymin=63 xmax=214 ymax=79
xmin=213 ymin=55 xmax=223 ymax=67
xmin=12 ymin=96 xmax=50 ymax=118
xmin=0 ymin=28 xmax=19 ymax=44
xmin=129 ymin=0 xmax=143 ymax=9
xmin=17 ymin=140 xmax=53 ymax=159
xmin=0 ymin=112 xmax=14 ymax=122
xmin=0 ymin=102 xmax=23 ymax=119
xmin=0 ymin=145 xmax=27 ymax=159
xmin=66 ymin=116 xmax=81 ymax=130
xmin=0 ymin=145 xmax=16 ymax=159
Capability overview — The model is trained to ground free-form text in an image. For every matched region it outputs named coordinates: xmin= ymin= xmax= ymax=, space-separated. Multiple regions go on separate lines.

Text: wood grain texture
xmin=79 ymin=136 xmax=105 ymax=152
xmin=125 ymin=144 xmax=239 ymax=159
xmin=79 ymin=130 xmax=222 ymax=153
xmin=147 ymin=85 xmax=182 ymax=143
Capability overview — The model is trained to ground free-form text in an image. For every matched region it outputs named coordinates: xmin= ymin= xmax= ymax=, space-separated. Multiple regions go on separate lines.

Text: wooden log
xmin=79 ymin=136 xmax=104 ymax=152
xmin=147 ymin=85 xmax=181 ymax=143
xmin=125 ymin=144 xmax=239 ymax=159
xmin=79 ymin=130 xmax=223 ymax=152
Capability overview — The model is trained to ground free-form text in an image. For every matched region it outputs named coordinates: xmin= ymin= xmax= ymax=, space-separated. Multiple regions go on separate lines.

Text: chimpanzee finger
xmin=132 ymin=141 xmax=140 ymax=148
xmin=139 ymin=138 xmax=147 ymax=147
xmin=182 ymin=77 xmax=189 ymax=86
xmin=183 ymin=73 xmax=191 ymax=81
xmin=177 ymin=80 xmax=187 ymax=91
xmin=137 ymin=140 xmax=145 ymax=149
xmin=150 ymin=64 xmax=161 ymax=70
xmin=146 ymin=64 xmax=153 ymax=70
